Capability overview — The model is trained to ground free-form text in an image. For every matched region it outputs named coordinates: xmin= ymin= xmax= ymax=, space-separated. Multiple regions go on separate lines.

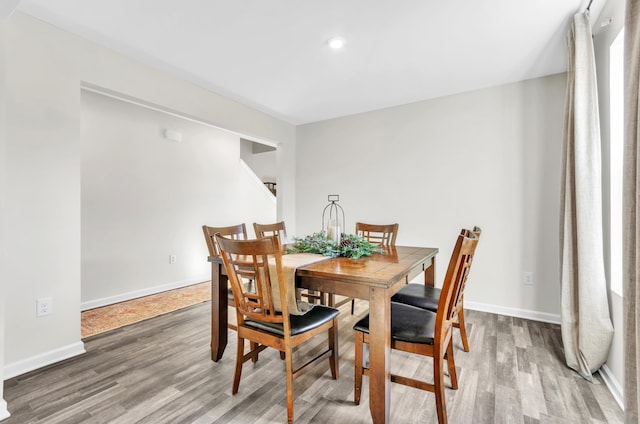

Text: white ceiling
xmin=17 ymin=0 xmax=604 ymax=125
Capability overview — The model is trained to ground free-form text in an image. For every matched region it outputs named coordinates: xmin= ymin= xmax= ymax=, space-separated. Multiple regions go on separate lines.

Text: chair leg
xmin=284 ymin=345 xmax=295 ymax=424
xmin=350 ymin=299 xmax=355 ymax=315
xmin=457 ymin=307 xmax=470 ymax=352
xmin=250 ymin=341 xmax=259 ymax=363
xmin=328 ymin=318 xmax=339 ymax=379
xmin=433 ymin=353 xmax=448 ymax=424
xmin=354 ymin=331 xmax=364 ymax=405
xmin=446 ymin=340 xmax=458 ymax=390
xmin=232 ymin=337 xmax=245 ymax=395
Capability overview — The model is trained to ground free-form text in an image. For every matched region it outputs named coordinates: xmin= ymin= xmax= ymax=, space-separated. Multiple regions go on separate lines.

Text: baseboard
xmin=464 ymin=300 xmax=561 ymax=324
xmin=81 ymin=275 xmax=209 ymax=311
xmin=599 ymin=364 xmax=624 ymax=411
xmin=0 ymin=399 xmax=10 ymax=421
xmin=3 ymin=341 xmax=85 ymax=381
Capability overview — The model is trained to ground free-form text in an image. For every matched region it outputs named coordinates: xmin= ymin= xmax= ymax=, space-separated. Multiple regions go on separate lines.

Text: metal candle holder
xmin=322 ymin=195 xmax=345 ymax=242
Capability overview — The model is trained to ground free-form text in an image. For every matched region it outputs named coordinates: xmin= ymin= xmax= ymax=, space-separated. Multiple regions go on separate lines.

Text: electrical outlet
xmin=37 ymin=297 xmax=53 ymax=317
xmin=169 ymin=255 xmax=177 ymax=264
xmin=523 ymin=271 xmax=534 ymax=285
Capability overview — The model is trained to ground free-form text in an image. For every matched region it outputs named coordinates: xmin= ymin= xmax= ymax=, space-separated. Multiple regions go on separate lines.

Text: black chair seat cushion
xmin=391 ymin=283 xmax=440 ymax=311
xmin=353 ymin=302 xmax=437 ymax=345
xmin=244 ymin=305 xmax=339 ymax=336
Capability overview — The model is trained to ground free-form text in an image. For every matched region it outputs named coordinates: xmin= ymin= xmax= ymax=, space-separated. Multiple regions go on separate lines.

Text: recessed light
xmin=328 ymin=37 xmax=344 ymax=49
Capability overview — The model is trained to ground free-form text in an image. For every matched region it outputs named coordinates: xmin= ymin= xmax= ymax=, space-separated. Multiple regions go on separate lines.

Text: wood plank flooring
xmin=3 ymin=300 xmax=623 ymax=423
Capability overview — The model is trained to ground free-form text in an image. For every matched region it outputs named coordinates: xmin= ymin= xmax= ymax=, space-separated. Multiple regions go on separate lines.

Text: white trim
xmin=465 ymin=300 xmax=561 ymax=324
xmin=81 ymin=276 xmax=209 ymax=311
xmin=4 ymin=341 xmax=85 ymax=380
xmin=0 ymin=399 xmax=9 ymax=421
xmin=599 ymin=364 xmax=624 ymax=411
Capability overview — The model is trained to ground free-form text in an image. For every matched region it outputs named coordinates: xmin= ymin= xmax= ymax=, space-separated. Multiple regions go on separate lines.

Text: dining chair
xmin=333 ymin=222 xmax=399 ymax=314
xmin=253 ymin=221 xmax=289 ymax=244
xmin=391 ymin=226 xmax=481 ymax=352
xmin=215 ymin=233 xmax=340 ymax=424
xmin=203 ymin=223 xmax=248 ymax=257
xmin=355 ymin=222 xmax=399 ymax=247
xmin=254 ymin=221 xmax=326 ymax=306
xmin=353 ymin=229 xmax=478 ymax=424
xmin=202 ymin=223 xmax=252 ymax=331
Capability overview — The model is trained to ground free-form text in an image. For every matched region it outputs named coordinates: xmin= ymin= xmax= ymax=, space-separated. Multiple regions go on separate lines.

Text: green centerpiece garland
xmin=286 ymin=232 xmax=384 ymax=259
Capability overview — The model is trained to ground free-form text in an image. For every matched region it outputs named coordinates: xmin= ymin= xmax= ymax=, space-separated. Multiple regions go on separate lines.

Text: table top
xmin=209 ymin=245 xmax=438 ymax=288
xmin=295 ymin=245 xmax=438 ymax=288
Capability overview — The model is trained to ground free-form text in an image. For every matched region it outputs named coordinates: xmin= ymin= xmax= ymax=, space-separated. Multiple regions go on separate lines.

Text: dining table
xmin=208 ymin=244 xmax=439 ymax=424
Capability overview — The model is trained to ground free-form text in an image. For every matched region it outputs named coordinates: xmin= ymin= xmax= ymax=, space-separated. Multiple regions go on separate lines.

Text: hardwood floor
xmin=3 ymin=299 xmax=623 ymax=423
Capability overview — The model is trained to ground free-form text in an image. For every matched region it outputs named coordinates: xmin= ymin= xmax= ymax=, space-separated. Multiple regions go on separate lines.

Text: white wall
xmin=2 ymin=11 xmax=295 ymax=384
xmin=4 ymin=10 xmax=84 ymax=376
xmin=81 ymin=91 xmax=276 ymax=307
xmin=297 ymin=74 xmax=566 ymax=320
xmin=593 ymin=0 xmax=626 ymax=407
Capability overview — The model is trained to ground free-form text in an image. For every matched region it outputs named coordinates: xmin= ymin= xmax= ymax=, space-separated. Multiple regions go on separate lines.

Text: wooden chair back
xmin=203 ymin=224 xmax=252 ymax=331
xmin=202 ymin=223 xmax=248 ymax=257
xmin=454 ymin=226 xmax=481 ymax=310
xmin=355 ymin=222 xmax=399 ymax=246
xmin=215 ymin=234 xmax=287 ymax=325
xmin=254 ymin=221 xmax=327 ymax=307
xmin=253 ymin=221 xmax=288 ymax=244
xmin=436 ymin=229 xmax=479 ymax=351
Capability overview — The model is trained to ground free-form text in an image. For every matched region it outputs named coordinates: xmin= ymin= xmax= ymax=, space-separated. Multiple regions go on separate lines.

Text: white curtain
xmin=560 ymin=11 xmax=614 ymax=380
xmin=623 ymin=0 xmax=640 ymax=421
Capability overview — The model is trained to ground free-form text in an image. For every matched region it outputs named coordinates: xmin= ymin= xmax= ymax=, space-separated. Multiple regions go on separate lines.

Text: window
xmin=609 ymin=28 xmax=624 ymax=296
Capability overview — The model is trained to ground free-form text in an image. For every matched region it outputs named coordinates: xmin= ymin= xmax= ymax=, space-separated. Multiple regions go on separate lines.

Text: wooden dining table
xmin=208 ymin=245 xmax=438 ymax=424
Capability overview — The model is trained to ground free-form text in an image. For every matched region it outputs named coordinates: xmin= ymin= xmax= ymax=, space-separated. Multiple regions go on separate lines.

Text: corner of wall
xmin=599 ymin=363 xmax=624 ymax=411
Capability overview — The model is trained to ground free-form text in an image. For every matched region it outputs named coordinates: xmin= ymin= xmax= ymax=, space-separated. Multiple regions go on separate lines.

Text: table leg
xmin=368 ymin=287 xmax=391 ymax=424
xmin=425 ymin=257 xmax=435 ymax=287
xmin=210 ymin=262 xmax=228 ymax=362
